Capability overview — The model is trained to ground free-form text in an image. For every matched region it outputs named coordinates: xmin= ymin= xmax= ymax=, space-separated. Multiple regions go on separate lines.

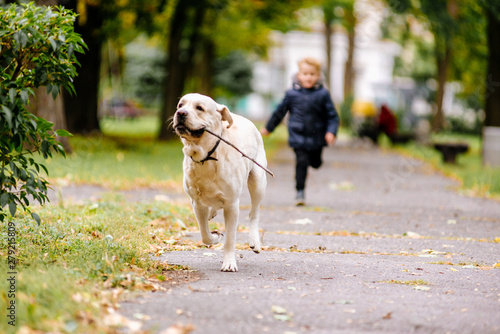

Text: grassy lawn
xmin=381 ymin=132 xmax=500 ymax=199
xmin=42 ymin=135 xmax=186 ymax=190
xmin=0 ymin=198 xmax=200 ymax=333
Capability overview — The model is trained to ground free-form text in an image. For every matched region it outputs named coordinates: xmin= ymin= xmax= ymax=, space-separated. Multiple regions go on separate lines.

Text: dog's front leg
xmin=193 ymin=201 xmax=223 ymax=245
xmin=221 ymin=201 xmax=239 ymax=272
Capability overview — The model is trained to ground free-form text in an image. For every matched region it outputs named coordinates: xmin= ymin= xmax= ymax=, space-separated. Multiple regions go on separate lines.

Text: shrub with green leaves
xmin=0 ymin=3 xmax=86 ymax=223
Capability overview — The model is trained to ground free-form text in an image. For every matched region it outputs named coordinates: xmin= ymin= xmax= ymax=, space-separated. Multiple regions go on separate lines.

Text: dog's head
xmin=173 ymin=93 xmax=233 ymax=139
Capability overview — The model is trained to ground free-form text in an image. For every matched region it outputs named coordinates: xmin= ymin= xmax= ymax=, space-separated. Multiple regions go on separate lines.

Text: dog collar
xmin=191 ymin=138 xmax=221 ymax=164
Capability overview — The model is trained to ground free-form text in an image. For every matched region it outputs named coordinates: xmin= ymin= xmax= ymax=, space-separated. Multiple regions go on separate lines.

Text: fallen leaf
xmin=133 ymin=313 xmax=151 ymax=321
xmin=203 ymin=252 xmax=216 ymax=257
xmin=450 ymin=267 xmax=459 ymax=272
xmin=272 ymin=305 xmax=292 ymax=322
xmin=405 ymin=231 xmax=421 ymax=238
xmin=102 ymin=313 xmax=142 ymax=331
xmin=271 ymin=305 xmax=287 ymax=314
xmin=329 ymin=181 xmax=355 ymax=191
xmin=333 ymin=300 xmax=353 ymax=305
xmin=160 ymin=323 xmax=195 ymax=334
xmin=382 ymin=312 xmax=392 ymax=320
xmin=290 ymin=218 xmax=313 ymax=225
xmin=462 ymin=265 xmax=476 ymax=269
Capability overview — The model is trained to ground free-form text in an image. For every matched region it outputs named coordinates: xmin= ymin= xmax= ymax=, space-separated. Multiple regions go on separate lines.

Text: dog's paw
xmin=210 ymin=230 xmax=224 ymax=244
xmin=249 ymin=244 xmax=261 ymax=254
xmin=221 ymin=259 xmax=238 ymax=272
xmin=249 ymin=232 xmax=261 ymax=254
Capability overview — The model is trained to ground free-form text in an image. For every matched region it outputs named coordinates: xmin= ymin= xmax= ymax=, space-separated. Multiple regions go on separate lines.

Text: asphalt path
xmin=60 ymin=140 xmax=500 ymax=334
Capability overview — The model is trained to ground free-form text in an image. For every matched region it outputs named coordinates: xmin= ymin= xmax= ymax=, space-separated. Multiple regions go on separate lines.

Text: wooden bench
xmin=433 ymin=143 xmax=469 ymax=164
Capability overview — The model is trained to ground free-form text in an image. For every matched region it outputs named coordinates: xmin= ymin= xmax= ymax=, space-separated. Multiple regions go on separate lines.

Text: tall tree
xmin=60 ymin=0 xmax=101 ymax=133
xmin=421 ymin=0 xmax=458 ymax=131
xmin=32 ymin=0 xmax=71 ymax=152
xmin=386 ymin=0 xmax=458 ymax=132
xmin=322 ymin=0 xmax=336 ymax=90
xmin=157 ymin=0 xmax=308 ymax=140
xmin=57 ymin=0 xmax=162 ymax=134
xmin=158 ymin=0 xmax=210 ymax=140
xmin=484 ymin=2 xmax=500 ymax=127
xmin=341 ymin=0 xmax=356 ymax=100
xmin=321 ymin=0 xmax=355 ymax=97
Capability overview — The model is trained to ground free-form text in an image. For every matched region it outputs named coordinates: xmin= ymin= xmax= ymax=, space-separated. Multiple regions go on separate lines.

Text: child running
xmin=261 ymin=57 xmax=340 ymax=206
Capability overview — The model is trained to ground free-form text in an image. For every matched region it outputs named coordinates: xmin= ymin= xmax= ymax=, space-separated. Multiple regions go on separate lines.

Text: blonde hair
xmin=298 ymin=57 xmax=322 ymax=73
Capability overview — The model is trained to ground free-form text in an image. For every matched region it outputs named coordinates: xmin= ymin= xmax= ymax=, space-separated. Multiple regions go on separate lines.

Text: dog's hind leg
xmin=221 ymin=201 xmax=239 ymax=272
xmin=247 ymin=168 xmax=266 ymax=253
xmin=193 ymin=201 xmax=223 ymax=245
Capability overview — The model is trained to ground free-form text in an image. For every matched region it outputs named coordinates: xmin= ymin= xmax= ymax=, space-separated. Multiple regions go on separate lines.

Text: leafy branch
xmin=0 ymin=3 xmax=86 ymax=223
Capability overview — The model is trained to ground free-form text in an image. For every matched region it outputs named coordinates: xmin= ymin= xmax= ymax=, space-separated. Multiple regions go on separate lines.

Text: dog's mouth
xmin=175 ymin=124 xmax=206 ymax=138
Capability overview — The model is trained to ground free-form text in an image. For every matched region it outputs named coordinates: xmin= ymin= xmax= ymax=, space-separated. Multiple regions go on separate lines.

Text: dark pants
xmin=294 ymin=148 xmax=323 ymax=191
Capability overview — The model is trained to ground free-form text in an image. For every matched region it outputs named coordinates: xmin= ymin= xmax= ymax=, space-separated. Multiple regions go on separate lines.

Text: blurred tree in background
xmin=58 ymin=0 xmax=162 ymax=134
xmin=483 ymin=0 xmax=500 ymax=127
xmin=157 ymin=0 xmax=309 ymax=140
xmin=385 ymin=0 xmax=500 ymax=132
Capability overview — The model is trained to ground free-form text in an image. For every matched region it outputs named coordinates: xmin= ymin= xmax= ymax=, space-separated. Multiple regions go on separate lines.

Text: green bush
xmin=0 ymin=3 xmax=86 ymax=223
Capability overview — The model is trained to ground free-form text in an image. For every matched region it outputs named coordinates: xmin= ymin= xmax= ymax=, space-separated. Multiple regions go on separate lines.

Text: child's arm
xmin=325 ymin=132 xmax=336 ymax=146
xmin=323 ymin=92 xmax=340 ymax=139
xmin=261 ymin=93 xmax=290 ymax=136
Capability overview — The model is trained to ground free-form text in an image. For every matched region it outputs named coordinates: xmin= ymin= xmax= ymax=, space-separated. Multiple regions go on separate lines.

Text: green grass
xmin=0 ymin=199 xmax=197 ymax=333
xmin=41 ymin=135 xmax=185 ymax=189
xmin=100 ymin=116 xmax=160 ymax=139
xmin=383 ymin=132 xmax=500 ymax=199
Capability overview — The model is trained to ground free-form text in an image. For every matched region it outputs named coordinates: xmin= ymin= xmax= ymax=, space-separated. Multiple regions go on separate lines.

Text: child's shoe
xmin=295 ymin=190 xmax=305 ymax=206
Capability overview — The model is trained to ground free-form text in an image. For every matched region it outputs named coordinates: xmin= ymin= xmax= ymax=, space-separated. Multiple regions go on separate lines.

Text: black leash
xmin=204 ymin=129 xmax=275 ymax=178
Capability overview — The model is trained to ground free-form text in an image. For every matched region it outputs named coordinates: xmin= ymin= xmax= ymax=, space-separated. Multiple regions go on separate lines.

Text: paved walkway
xmin=111 ymin=140 xmax=500 ymax=333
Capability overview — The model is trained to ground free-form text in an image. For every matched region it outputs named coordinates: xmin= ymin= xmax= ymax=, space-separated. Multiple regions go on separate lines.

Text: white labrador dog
xmin=173 ymin=93 xmax=267 ymax=272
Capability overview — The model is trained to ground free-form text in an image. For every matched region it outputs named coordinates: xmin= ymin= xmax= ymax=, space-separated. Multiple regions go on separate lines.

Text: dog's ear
xmin=216 ymin=103 xmax=233 ymax=128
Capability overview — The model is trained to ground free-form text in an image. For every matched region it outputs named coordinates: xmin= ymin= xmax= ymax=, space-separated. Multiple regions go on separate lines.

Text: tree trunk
xmin=198 ymin=39 xmax=215 ymax=96
xmin=324 ymin=19 xmax=333 ymax=90
xmin=484 ymin=8 xmax=500 ymax=127
xmin=28 ymin=88 xmax=72 ymax=153
xmin=33 ymin=0 xmax=71 ymax=152
xmin=433 ymin=45 xmax=452 ymax=132
xmin=158 ymin=1 xmax=207 ymax=140
xmin=60 ymin=0 xmax=101 ymax=134
xmin=343 ymin=27 xmax=355 ymax=99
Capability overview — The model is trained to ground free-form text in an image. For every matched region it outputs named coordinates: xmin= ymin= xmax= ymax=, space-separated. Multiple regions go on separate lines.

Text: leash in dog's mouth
xmin=175 ymin=125 xmax=206 ymax=138
xmin=203 ymin=129 xmax=275 ymax=178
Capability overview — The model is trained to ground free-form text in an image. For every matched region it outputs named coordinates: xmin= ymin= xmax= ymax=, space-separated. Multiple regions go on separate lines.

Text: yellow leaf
xmin=450 ymin=267 xmax=459 ymax=272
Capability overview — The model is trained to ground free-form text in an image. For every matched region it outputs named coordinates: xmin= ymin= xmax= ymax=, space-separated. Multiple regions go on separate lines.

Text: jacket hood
xmin=292 ymin=73 xmax=324 ymax=90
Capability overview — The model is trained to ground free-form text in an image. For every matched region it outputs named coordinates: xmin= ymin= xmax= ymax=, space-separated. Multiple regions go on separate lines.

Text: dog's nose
xmin=176 ymin=109 xmax=188 ymax=118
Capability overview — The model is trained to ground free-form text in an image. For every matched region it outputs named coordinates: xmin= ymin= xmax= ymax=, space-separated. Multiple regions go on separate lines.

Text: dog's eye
xmin=196 ymin=106 xmax=204 ymax=111
xmin=178 ymin=103 xmax=183 ymax=108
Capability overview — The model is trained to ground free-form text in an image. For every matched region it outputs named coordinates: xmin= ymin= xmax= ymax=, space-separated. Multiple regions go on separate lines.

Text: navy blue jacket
xmin=265 ymin=80 xmax=340 ymax=150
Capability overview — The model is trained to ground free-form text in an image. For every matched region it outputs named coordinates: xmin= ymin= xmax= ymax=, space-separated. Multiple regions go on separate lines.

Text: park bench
xmin=433 ymin=142 xmax=469 ymax=164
